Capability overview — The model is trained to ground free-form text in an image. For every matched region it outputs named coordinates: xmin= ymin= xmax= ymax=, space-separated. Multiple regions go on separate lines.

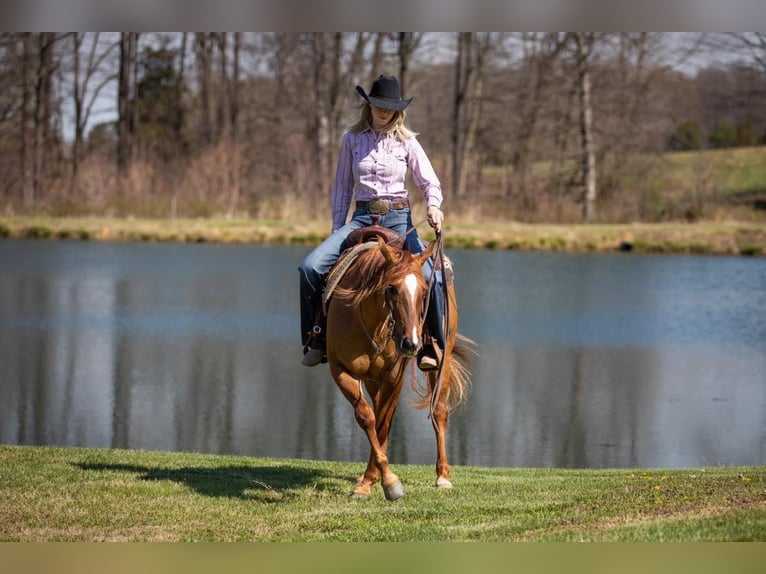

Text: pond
xmin=0 ymin=239 xmax=764 ymax=469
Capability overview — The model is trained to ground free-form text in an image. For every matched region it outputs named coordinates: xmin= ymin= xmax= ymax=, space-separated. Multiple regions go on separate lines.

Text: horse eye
xmin=386 ymin=284 xmax=397 ymax=297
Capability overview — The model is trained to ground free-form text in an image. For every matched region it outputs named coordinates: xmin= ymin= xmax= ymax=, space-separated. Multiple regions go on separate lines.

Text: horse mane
xmin=334 ymin=240 xmax=425 ymax=308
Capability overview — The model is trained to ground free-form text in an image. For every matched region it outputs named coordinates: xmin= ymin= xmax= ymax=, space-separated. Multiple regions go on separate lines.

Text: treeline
xmin=1 ymin=32 xmax=765 ymax=223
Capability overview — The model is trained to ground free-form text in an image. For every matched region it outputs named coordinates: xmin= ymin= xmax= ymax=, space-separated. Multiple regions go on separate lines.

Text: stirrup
xmin=302 ymin=324 xmax=327 ymax=366
xmin=417 ymin=343 xmax=441 ymax=372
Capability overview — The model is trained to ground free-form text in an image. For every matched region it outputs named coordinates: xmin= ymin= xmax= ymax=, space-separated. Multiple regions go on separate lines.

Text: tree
xmin=70 ymin=32 xmax=117 ymax=189
xmin=135 ymin=44 xmax=183 ymax=161
xmin=573 ymin=32 xmax=598 ymax=222
xmin=117 ymin=32 xmax=138 ymax=174
xmin=670 ymin=120 xmax=702 ymax=150
xmin=508 ymin=33 xmax=568 ymax=198
xmin=395 ymin=32 xmax=424 ymax=97
xmin=194 ymin=33 xmax=213 ymax=146
xmin=451 ymin=32 xmax=493 ymax=201
xmin=724 ymin=33 xmax=766 ymax=73
xmin=708 ymin=121 xmax=737 ymax=148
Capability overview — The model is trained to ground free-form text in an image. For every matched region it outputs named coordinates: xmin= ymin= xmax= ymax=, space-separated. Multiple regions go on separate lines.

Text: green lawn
xmin=1 ymin=446 xmax=763 ymax=542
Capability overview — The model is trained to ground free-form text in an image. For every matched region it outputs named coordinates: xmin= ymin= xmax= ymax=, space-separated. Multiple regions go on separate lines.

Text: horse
xmin=324 ymin=225 xmax=473 ymax=501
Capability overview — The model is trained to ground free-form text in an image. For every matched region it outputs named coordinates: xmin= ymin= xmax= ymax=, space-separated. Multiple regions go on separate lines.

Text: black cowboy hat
xmin=356 ymin=75 xmax=413 ymax=111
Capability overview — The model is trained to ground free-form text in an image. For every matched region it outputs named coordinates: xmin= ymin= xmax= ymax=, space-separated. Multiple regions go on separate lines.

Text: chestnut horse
xmin=325 ymin=226 xmax=472 ymax=501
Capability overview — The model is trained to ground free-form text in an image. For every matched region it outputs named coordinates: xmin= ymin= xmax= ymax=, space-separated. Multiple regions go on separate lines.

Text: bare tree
xmin=33 ymin=33 xmax=60 ymax=202
xmin=195 ymin=33 xmax=213 ymax=146
xmin=70 ymin=32 xmax=117 ymax=189
xmin=20 ymin=33 xmax=33 ymax=207
xmin=117 ymin=32 xmax=138 ymax=174
xmin=369 ymin=33 xmax=385 ymax=77
xmin=510 ymin=33 xmax=568 ymax=199
xmin=396 ymin=32 xmax=424 ymax=97
xmin=573 ymin=32 xmax=598 ymax=222
xmin=724 ymin=33 xmax=766 ymax=73
xmin=452 ymin=32 xmax=493 ymax=201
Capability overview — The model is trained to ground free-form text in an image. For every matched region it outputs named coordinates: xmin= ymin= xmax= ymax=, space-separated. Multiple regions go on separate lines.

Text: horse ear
xmin=415 ymin=239 xmax=437 ymax=267
xmin=378 ymin=236 xmax=398 ymax=266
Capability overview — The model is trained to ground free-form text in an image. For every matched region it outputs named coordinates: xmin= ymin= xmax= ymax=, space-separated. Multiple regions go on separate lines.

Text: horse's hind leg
xmin=331 ymin=368 xmax=403 ymax=500
xmin=428 ymin=367 xmax=453 ymax=489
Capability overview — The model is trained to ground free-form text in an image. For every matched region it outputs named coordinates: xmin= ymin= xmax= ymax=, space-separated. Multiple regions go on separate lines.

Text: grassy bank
xmin=1 ymin=215 xmax=764 ymax=256
xmin=1 ymin=445 xmax=764 ymax=542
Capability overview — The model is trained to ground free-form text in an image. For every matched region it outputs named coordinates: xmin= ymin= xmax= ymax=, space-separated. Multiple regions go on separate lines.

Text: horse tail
xmin=411 ymin=333 xmax=476 ymax=412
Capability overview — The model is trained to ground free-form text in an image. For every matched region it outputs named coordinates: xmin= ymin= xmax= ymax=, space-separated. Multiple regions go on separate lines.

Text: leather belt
xmin=356 ymin=198 xmax=410 ymax=214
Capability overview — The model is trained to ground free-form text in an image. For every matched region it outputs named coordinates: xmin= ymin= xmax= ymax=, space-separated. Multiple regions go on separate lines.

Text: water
xmin=1 ymin=239 xmax=764 ymax=469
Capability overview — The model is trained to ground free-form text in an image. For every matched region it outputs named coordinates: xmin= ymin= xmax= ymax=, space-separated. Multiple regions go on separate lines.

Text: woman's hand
xmin=426 ymin=205 xmax=444 ymax=233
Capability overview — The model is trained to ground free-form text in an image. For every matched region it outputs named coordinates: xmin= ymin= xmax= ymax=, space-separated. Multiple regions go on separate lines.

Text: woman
xmin=299 ymin=74 xmax=445 ymax=369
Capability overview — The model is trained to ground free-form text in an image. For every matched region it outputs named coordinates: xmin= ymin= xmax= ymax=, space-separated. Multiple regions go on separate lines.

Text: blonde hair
xmin=349 ymin=103 xmax=417 ymax=140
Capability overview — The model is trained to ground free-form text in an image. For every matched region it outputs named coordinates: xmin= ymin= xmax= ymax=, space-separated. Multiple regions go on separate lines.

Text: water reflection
xmin=0 ymin=240 xmax=764 ymax=469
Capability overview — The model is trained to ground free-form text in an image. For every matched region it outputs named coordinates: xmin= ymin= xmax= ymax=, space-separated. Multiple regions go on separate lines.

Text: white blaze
xmin=404 ymin=273 xmax=420 ymax=345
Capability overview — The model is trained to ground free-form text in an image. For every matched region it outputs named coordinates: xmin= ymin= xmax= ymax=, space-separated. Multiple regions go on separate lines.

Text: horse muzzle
xmin=396 ymin=335 xmax=422 ymax=358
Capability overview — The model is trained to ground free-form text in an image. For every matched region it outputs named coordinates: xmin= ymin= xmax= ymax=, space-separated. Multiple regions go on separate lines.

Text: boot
xmin=417 ymin=336 xmax=442 ymax=372
xmin=302 ymin=344 xmax=326 ymax=367
xmin=301 ymin=311 xmax=327 ymax=367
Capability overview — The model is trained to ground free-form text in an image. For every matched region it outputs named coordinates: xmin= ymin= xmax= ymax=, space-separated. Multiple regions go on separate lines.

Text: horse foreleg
xmin=331 ymin=369 xmax=403 ymax=500
xmin=428 ymin=368 xmax=453 ymax=489
xmin=369 ymin=377 xmax=405 ymax=501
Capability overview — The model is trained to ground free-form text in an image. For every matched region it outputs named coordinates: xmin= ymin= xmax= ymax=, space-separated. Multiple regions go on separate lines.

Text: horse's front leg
xmin=330 ymin=368 xmax=403 ymax=500
xmin=428 ymin=368 xmax=453 ymax=489
xmin=366 ymin=377 xmax=406 ymax=501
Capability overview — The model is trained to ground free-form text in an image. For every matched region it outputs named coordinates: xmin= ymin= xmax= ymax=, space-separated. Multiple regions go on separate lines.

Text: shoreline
xmin=1 ymin=215 xmax=764 ymax=256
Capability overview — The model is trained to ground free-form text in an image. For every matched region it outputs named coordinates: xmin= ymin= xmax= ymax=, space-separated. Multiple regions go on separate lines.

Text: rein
xmin=428 ymin=230 xmax=450 ymax=419
xmin=405 ymin=221 xmax=451 ymax=419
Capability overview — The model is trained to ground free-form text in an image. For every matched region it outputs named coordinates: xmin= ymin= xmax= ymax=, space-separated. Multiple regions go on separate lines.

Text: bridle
xmin=360 ymin=256 xmax=428 ymax=357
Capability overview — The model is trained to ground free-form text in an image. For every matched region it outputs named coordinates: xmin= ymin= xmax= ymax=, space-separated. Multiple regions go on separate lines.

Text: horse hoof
xmin=383 ymin=480 xmax=405 ymax=501
xmin=435 ymin=477 xmax=453 ymax=489
xmin=351 ymin=483 xmax=371 ymax=499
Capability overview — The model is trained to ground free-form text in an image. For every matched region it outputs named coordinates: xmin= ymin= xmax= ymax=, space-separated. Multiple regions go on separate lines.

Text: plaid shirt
xmin=330 ymin=127 xmax=442 ymax=232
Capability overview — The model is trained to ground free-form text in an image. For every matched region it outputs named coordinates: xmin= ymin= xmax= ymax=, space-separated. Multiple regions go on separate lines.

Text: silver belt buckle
xmin=369 ymin=199 xmax=390 ymax=214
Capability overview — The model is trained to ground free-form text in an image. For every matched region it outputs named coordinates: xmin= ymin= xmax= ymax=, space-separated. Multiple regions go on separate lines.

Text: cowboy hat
xmin=356 ymin=75 xmax=413 ymax=111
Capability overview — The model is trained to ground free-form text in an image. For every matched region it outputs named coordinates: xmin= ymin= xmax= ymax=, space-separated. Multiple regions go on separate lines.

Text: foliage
xmin=709 ymin=121 xmax=738 ymax=149
xmin=669 ymin=120 xmax=702 ymax=151
xmin=136 ymin=46 xmax=186 ymax=161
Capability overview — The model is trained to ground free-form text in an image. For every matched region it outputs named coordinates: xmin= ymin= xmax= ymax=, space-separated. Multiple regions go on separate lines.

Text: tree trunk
xmin=117 ymin=32 xmax=137 ymax=174
xmin=575 ymin=33 xmax=597 ymax=222
xmin=397 ymin=33 xmax=422 ymax=96
xmin=228 ymin=32 xmax=242 ymax=217
xmin=369 ymin=33 xmax=384 ymax=77
xmin=452 ymin=33 xmax=489 ymax=202
xmin=195 ymin=33 xmax=213 ymax=146
xmin=311 ymin=33 xmax=330 ymax=194
xmin=72 ymin=33 xmax=83 ymax=191
xmin=216 ymin=32 xmax=228 ymax=142
xmin=20 ymin=33 xmax=33 ymax=208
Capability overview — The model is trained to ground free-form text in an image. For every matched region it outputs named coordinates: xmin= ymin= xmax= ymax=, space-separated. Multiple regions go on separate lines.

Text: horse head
xmin=377 ymin=237 xmax=437 ymax=358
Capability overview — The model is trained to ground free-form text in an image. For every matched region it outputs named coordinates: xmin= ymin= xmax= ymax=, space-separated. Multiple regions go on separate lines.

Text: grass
xmin=0 ymin=215 xmax=764 ymax=256
xmin=1 ymin=445 xmax=764 ymax=542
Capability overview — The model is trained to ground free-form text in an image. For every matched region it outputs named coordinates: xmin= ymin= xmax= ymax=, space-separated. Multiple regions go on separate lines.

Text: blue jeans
xmin=299 ymin=206 xmax=445 ymax=351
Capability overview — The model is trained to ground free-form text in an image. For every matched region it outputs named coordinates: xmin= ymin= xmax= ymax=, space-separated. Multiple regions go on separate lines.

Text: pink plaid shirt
xmin=330 ymin=127 xmax=443 ymax=232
